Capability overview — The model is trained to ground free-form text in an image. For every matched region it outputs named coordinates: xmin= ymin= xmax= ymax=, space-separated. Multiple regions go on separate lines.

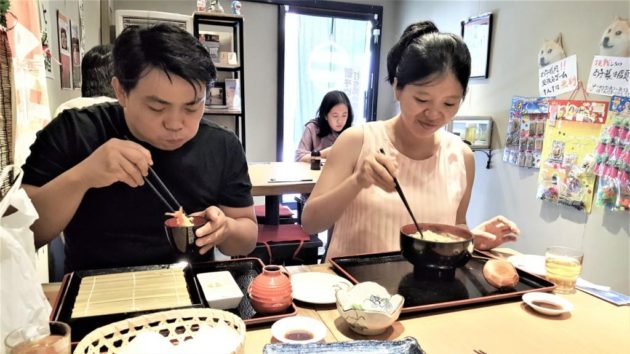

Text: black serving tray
xmin=190 ymin=257 xmax=297 ymax=325
xmin=51 ymin=258 xmax=297 ymax=345
xmin=51 ymin=263 xmax=203 ymax=344
xmin=330 ymin=251 xmax=555 ymax=314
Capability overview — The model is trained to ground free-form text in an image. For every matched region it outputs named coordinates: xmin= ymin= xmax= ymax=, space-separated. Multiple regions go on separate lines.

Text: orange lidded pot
xmin=248 ymin=265 xmax=293 ymax=314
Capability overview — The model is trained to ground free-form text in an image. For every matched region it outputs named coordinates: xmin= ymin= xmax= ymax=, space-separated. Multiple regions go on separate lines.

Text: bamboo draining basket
xmin=74 ymin=308 xmax=246 ymax=354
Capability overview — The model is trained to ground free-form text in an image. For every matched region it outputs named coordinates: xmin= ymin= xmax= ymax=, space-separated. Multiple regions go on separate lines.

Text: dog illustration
xmin=538 ymin=34 xmax=566 ymax=67
xmin=600 ymin=18 xmax=630 ymax=57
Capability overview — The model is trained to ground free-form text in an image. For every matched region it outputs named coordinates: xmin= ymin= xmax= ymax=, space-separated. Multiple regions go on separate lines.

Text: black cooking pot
xmin=400 ymin=223 xmax=473 ymax=280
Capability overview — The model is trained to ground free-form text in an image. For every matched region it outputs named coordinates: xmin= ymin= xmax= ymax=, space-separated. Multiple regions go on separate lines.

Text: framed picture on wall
xmin=461 ymin=12 xmax=493 ymax=79
xmin=207 ymin=81 xmax=226 ymax=107
xmin=447 ymin=116 xmax=493 ymax=149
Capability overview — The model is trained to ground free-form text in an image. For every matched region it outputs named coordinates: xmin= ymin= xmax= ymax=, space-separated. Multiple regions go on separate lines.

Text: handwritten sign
xmin=587 ymin=56 xmax=630 ymax=97
xmin=538 ymin=55 xmax=578 ymax=97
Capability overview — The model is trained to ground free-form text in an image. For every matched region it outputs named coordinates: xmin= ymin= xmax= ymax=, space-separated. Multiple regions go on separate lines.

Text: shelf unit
xmin=193 ymin=12 xmax=246 ymax=150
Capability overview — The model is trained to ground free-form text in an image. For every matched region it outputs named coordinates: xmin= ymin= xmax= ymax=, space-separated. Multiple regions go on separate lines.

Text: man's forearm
xmin=25 ymin=168 xmax=90 ymax=248
xmin=217 ymin=217 xmax=258 ymax=256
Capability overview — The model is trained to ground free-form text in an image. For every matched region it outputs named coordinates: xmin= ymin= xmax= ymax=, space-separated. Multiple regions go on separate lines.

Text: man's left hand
xmin=192 ymin=206 xmax=229 ymax=255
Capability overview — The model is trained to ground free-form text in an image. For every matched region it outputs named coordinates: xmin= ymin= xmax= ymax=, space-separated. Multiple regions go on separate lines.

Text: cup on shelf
xmin=544 ymin=246 xmax=584 ymax=294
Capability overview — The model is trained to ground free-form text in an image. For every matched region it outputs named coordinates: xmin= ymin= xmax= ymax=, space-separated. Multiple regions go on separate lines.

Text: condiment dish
xmin=522 ymin=291 xmax=573 ymax=316
xmin=271 ymin=316 xmax=326 ymax=344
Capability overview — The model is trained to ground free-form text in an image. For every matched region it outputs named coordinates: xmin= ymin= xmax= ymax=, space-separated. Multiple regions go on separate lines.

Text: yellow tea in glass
xmin=545 ymin=246 xmax=583 ymax=294
xmin=4 ymin=321 xmax=70 ymax=354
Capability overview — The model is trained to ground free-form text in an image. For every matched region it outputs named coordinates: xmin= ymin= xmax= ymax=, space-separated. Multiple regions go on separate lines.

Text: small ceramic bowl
xmin=271 ymin=316 xmax=326 ymax=344
xmin=335 ymin=281 xmax=404 ymax=335
xmin=164 ymin=216 xmax=206 ymax=255
xmin=522 ymin=292 xmax=573 ymax=316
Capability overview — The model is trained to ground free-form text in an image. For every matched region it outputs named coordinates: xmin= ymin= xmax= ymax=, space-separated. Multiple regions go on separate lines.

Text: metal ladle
xmin=379 ymin=148 xmax=424 ymax=239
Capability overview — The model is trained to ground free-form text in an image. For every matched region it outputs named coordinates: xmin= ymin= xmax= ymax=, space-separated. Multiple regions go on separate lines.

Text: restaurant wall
xmin=43 ymin=0 xmax=102 ymax=119
xmin=112 ymin=0 xmax=399 ymax=163
xmin=395 ymin=1 xmax=630 ymax=293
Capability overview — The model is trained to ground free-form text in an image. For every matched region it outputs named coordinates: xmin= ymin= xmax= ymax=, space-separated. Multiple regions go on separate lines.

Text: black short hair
xmin=112 ymin=23 xmax=216 ymax=95
xmin=386 ymin=21 xmax=471 ymax=96
xmin=315 ymin=90 xmax=354 ymax=138
xmin=81 ymin=44 xmax=115 ymax=97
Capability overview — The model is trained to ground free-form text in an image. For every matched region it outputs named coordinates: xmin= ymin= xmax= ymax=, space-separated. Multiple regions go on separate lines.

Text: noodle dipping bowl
xmin=164 ymin=216 xmax=207 ymax=255
xmin=400 ymin=223 xmax=473 ymax=280
xmin=335 ymin=281 xmax=404 ymax=335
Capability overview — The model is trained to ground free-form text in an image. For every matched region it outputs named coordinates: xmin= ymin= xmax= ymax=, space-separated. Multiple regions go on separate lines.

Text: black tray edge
xmin=330 ymin=251 xmax=556 ymax=314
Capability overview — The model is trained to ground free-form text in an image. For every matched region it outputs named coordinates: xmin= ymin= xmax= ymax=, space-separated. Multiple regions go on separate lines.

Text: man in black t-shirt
xmin=21 ymin=24 xmax=257 ymax=272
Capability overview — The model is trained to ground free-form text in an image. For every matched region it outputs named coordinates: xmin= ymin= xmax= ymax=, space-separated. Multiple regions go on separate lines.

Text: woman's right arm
xmin=301 ymin=126 xmax=396 ymax=234
xmin=295 ymin=124 xmax=316 ymax=162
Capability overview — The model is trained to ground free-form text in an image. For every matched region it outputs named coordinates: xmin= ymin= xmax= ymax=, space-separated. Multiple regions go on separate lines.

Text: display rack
xmin=193 ymin=12 xmax=246 ymax=150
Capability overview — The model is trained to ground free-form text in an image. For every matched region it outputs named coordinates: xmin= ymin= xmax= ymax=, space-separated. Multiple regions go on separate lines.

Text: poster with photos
xmin=57 ymin=10 xmax=71 ymax=89
xmin=536 ymin=99 xmax=609 ymax=213
xmin=70 ymin=21 xmax=81 ymax=88
xmin=38 ymin=0 xmax=54 ymax=78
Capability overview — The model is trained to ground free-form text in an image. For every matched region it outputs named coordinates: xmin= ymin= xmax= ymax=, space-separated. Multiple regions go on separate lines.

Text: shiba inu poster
xmin=599 ymin=18 xmax=630 ymax=57
xmin=538 ymin=34 xmax=566 ymax=68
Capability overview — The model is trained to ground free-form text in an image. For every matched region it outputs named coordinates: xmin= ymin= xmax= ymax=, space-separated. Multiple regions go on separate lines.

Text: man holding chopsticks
xmin=20 ymin=24 xmax=257 ymax=272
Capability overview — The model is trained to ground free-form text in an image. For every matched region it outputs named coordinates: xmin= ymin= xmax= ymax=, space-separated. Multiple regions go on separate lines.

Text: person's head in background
xmin=386 ymin=21 xmax=471 ymax=138
xmin=111 ymin=24 xmax=216 ymax=151
xmin=81 ymin=44 xmax=115 ymax=98
xmin=315 ymin=90 xmax=354 ymax=138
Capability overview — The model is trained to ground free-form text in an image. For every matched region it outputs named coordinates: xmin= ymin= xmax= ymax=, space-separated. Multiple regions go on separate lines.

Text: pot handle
xmin=334 ymin=282 xmax=351 ymax=303
xmin=279 ymin=265 xmax=291 ymax=280
xmin=456 ymin=250 xmax=472 ymax=267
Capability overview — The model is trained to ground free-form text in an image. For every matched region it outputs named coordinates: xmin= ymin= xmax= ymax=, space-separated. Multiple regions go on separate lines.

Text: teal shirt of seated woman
xmin=302 ymin=21 xmax=520 ymax=260
xmin=294 ymin=90 xmax=354 ymax=162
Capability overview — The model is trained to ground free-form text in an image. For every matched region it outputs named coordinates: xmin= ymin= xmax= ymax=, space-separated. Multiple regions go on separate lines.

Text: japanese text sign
xmin=587 ymin=56 xmax=629 ymax=97
xmin=539 ymin=55 xmax=578 ymax=97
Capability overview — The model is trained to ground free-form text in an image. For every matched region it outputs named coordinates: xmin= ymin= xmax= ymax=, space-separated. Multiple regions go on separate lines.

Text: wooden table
xmin=248 ymin=162 xmax=320 ymax=225
xmin=43 ymin=262 xmax=630 ymax=353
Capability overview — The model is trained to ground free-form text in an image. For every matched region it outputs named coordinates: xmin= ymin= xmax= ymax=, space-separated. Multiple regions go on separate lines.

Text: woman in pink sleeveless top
xmin=302 ymin=21 xmax=520 ymax=260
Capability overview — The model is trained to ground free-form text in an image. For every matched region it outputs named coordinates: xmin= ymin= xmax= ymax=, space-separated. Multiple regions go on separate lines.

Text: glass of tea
xmin=4 ymin=321 xmax=71 ymax=354
xmin=545 ymin=246 xmax=584 ymax=294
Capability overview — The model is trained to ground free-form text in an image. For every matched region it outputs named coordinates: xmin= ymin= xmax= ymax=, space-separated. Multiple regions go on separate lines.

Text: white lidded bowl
xmin=335 ymin=281 xmax=404 ymax=335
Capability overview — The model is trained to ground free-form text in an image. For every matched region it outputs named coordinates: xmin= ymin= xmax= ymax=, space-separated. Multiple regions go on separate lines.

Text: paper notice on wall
xmin=538 ymin=55 xmax=578 ymax=97
xmin=586 ymin=56 xmax=629 ymax=97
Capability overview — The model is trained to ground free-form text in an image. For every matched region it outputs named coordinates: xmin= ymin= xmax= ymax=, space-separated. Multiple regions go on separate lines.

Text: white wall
xmin=44 ymin=0 xmax=102 ymax=118
xmin=112 ymin=0 xmax=399 ymax=162
xmin=395 ymin=1 xmax=630 ymax=293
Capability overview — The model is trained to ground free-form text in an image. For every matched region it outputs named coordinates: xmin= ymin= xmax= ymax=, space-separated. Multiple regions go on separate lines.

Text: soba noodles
xmin=410 ymin=230 xmax=465 ymax=243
